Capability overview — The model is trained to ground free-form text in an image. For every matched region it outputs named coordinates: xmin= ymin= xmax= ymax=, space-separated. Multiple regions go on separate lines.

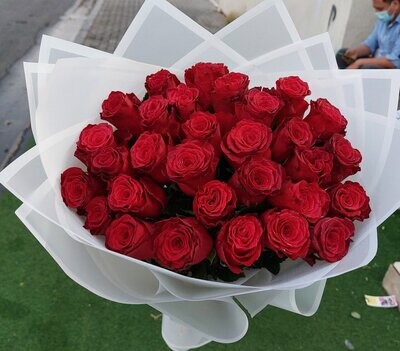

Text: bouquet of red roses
xmin=60 ymin=63 xmax=371 ymax=281
xmin=3 ymin=0 xmax=400 ymax=349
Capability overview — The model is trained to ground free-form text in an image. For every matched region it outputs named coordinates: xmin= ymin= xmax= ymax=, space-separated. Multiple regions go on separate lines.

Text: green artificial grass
xmin=0 ymin=190 xmax=399 ymax=351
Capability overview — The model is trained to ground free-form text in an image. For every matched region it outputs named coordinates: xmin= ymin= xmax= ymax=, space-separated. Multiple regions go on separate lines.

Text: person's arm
xmin=349 ymin=22 xmax=380 ymax=58
xmin=348 ymin=27 xmax=400 ymax=69
xmin=346 ymin=57 xmax=396 ymax=69
xmin=345 ymin=44 xmax=372 ymax=59
xmin=382 ymin=35 xmax=400 ymax=68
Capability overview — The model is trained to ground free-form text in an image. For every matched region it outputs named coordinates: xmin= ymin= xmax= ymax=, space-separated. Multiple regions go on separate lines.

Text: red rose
xmin=279 ymin=99 xmax=309 ymax=122
xmin=329 ymin=181 xmax=371 ymax=221
xmin=212 ymin=72 xmax=249 ymax=113
xmin=329 ymin=134 xmax=362 ymax=168
xmin=276 ymin=76 xmax=311 ymax=100
xmin=167 ymin=84 xmax=199 ymax=121
xmin=271 ymin=117 xmax=314 ymax=163
xmin=193 ymin=180 xmax=237 ymax=228
xmin=304 ymin=98 xmax=347 ymax=140
xmin=269 ymin=180 xmax=330 ymax=223
xmin=216 ymin=215 xmax=263 ymax=274
xmin=105 ymin=214 xmax=154 ymax=260
xmin=182 ymin=112 xmax=221 ymax=154
xmin=261 ymin=209 xmax=310 ymax=260
xmin=100 ymin=91 xmax=142 ymax=136
xmin=113 ymin=129 xmax=133 ymax=146
xmin=325 ymin=134 xmax=362 ymax=184
xmin=153 ymin=217 xmax=213 ymax=271
xmin=229 ymin=157 xmax=284 ymax=207
xmin=214 ymin=72 xmax=249 ymax=99
xmin=221 ymin=119 xmax=272 ymax=168
xmin=235 ymin=88 xmax=282 ymax=127
xmin=130 ymin=132 xmax=168 ymax=184
xmin=84 ymin=196 xmax=112 ymax=235
xmin=145 ymin=69 xmax=180 ymax=96
xmin=139 ymin=95 xmax=169 ymax=133
xmin=185 ymin=62 xmax=229 ymax=109
xmin=166 ymin=141 xmax=219 ymax=196
xmin=215 ymin=111 xmax=235 ymax=136
xmin=312 ymin=217 xmax=355 ymax=262
xmin=285 ymin=147 xmax=333 ymax=183
xmin=88 ymin=146 xmax=130 ymax=180
xmin=74 ymin=123 xmax=116 ymax=164
xmin=108 ymin=174 xmax=166 ymax=218
xmin=61 ymin=167 xmax=104 ymax=209
xmin=273 ymin=79 xmax=310 ymax=126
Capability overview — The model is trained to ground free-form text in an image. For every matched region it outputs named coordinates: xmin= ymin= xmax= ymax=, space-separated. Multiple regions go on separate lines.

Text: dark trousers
xmin=336 ymin=48 xmax=383 ymax=69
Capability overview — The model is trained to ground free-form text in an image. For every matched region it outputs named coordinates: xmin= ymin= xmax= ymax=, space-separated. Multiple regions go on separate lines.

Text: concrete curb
xmin=74 ymin=0 xmax=106 ymax=44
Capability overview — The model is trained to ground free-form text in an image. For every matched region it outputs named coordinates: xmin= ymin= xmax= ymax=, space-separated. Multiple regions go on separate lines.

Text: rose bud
xmin=105 ymin=214 xmax=154 ymax=260
xmin=312 ymin=217 xmax=355 ymax=262
xmin=221 ymin=119 xmax=272 ymax=169
xmin=61 ymin=167 xmax=104 ymax=209
xmin=88 ymin=146 xmax=131 ymax=180
xmin=229 ymin=157 xmax=284 ymax=207
xmin=185 ymin=62 xmax=229 ymax=109
xmin=153 ymin=217 xmax=213 ymax=271
xmin=325 ymin=134 xmax=362 ymax=184
xmin=212 ymin=72 xmax=249 ymax=113
xmin=166 ymin=140 xmax=219 ymax=196
xmin=100 ymin=91 xmax=142 ymax=136
xmin=235 ymin=87 xmax=282 ymax=127
xmin=145 ymin=69 xmax=180 ymax=96
xmin=304 ymin=98 xmax=347 ymax=140
xmin=84 ymin=196 xmax=112 ymax=235
xmin=108 ymin=174 xmax=166 ymax=218
xmin=276 ymin=76 xmax=311 ymax=100
xmin=167 ymin=83 xmax=199 ymax=121
xmin=193 ymin=180 xmax=237 ymax=228
xmin=269 ymin=180 xmax=330 ymax=223
xmin=261 ymin=209 xmax=310 ymax=260
xmin=285 ymin=147 xmax=333 ymax=184
xmin=182 ymin=112 xmax=221 ymax=155
xmin=271 ymin=117 xmax=314 ymax=163
xmin=74 ymin=123 xmax=116 ymax=165
xmin=216 ymin=215 xmax=263 ymax=274
xmin=130 ymin=132 xmax=168 ymax=184
xmin=328 ymin=181 xmax=371 ymax=221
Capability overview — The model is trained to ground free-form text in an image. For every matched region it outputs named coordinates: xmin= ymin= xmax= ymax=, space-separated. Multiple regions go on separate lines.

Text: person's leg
xmin=336 ymin=48 xmax=349 ymax=69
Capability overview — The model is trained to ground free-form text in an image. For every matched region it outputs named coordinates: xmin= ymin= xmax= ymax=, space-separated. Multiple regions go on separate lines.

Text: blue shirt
xmin=363 ymin=15 xmax=400 ymax=68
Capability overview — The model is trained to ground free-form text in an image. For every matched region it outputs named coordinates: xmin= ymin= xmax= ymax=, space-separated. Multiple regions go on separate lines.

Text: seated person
xmin=336 ymin=0 xmax=400 ymax=69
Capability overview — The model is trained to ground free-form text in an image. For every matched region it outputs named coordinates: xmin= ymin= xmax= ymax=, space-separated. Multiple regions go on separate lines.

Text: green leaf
xmin=207 ymin=249 xmax=216 ymax=265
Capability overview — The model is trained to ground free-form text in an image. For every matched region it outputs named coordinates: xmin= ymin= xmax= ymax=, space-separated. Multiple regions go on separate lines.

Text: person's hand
xmin=344 ymin=48 xmax=358 ymax=60
xmin=346 ymin=59 xmax=363 ymax=69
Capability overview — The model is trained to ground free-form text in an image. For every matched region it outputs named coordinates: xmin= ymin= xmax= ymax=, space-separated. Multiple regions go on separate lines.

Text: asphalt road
xmin=0 ymin=0 xmax=75 ymax=80
xmin=0 ymin=0 xmax=76 ymax=175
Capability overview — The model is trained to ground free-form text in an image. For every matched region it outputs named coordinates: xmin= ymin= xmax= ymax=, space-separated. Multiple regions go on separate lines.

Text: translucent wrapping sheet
xmin=2 ymin=0 xmax=400 ymax=349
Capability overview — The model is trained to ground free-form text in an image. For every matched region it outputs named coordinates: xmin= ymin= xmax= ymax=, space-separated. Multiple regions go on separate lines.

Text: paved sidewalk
xmin=79 ymin=0 xmax=226 ymax=52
